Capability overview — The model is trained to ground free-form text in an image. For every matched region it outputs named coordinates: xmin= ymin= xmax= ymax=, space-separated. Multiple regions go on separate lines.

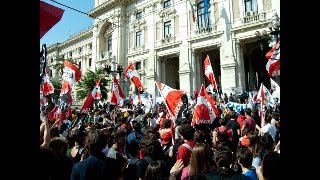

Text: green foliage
xmin=76 ymin=68 xmax=110 ymax=101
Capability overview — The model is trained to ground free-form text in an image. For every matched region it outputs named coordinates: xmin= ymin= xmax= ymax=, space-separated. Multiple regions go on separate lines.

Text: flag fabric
xmin=187 ymin=0 xmax=196 ymax=22
xmin=192 ymin=85 xmax=216 ymax=125
xmin=80 ymin=79 xmax=102 ymax=113
xmin=40 ymin=86 xmax=48 ymax=107
xmin=155 ymin=82 xmax=185 ymax=120
xmin=206 ymin=84 xmax=215 ymax=94
xmin=204 ymin=89 xmax=220 ymax=117
xmin=204 ymin=55 xmax=218 ymax=90
xmin=123 ymin=62 xmax=144 ymax=92
xmin=42 ymin=71 xmax=54 ymax=96
xmin=40 ymin=0 xmax=64 ymax=39
xmin=266 ymin=41 xmax=280 ymax=77
xmin=110 ymin=76 xmax=125 ymax=106
xmin=62 ymin=61 xmax=82 ymax=88
xmin=257 ymin=83 xmax=266 ymax=127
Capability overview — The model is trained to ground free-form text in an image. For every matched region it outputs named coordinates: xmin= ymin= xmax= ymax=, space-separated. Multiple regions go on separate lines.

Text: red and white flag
xmin=40 ymin=0 xmax=64 ymax=39
xmin=204 ymin=89 xmax=220 ymax=117
xmin=266 ymin=41 xmax=280 ymax=77
xmin=80 ymin=79 xmax=102 ymax=114
xmin=62 ymin=61 xmax=81 ymax=88
xmin=40 ymin=86 xmax=48 ymax=107
xmin=110 ymin=76 xmax=124 ymax=106
xmin=42 ymin=70 xmax=54 ymax=96
xmin=204 ymin=55 xmax=218 ymax=90
xmin=155 ymin=82 xmax=185 ymax=120
xmin=192 ymin=85 xmax=216 ymax=126
xmin=257 ymin=83 xmax=266 ymax=127
xmin=123 ymin=62 xmax=144 ymax=92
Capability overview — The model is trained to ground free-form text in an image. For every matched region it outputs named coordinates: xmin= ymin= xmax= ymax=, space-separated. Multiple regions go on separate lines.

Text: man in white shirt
xmin=261 ymin=115 xmax=278 ymax=141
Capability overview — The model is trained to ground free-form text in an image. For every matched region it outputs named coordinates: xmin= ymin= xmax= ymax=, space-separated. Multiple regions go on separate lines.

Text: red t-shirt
xmin=237 ymin=115 xmax=246 ymax=128
xmin=177 ymin=141 xmax=196 ymax=166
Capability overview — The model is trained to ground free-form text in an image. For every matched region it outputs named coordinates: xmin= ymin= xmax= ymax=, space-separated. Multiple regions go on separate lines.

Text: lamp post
xmin=104 ymin=56 xmax=124 ymax=77
xmin=255 ymin=30 xmax=270 ymax=51
xmin=268 ymin=12 xmax=280 ymax=43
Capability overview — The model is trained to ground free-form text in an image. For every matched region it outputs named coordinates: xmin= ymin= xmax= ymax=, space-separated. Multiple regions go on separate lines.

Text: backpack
xmin=123 ymin=159 xmax=140 ymax=180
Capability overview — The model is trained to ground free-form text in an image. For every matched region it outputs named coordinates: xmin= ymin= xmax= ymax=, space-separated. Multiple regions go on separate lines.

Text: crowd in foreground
xmin=40 ymin=93 xmax=280 ymax=180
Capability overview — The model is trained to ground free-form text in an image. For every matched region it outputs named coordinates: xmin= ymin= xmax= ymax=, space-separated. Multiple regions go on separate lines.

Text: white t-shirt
xmin=261 ymin=123 xmax=278 ymax=141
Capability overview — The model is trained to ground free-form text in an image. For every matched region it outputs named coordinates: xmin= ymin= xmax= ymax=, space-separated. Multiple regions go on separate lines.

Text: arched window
xmin=197 ymin=0 xmax=211 ymax=28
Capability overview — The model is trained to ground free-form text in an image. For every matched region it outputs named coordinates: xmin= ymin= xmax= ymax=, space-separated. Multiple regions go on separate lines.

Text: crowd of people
xmin=40 ymin=91 xmax=280 ymax=180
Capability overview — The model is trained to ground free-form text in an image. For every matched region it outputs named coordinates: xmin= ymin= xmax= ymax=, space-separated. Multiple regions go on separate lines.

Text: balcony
xmin=232 ymin=9 xmax=275 ymax=31
xmin=243 ymin=11 xmax=266 ymax=23
xmin=97 ymin=51 xmax=113 ymax=62
xmin=155 ymin=34 xmax=181 ymax=49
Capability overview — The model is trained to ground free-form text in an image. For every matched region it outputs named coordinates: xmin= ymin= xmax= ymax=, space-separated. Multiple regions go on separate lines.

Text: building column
xmin=220 ymin=43 xmax=236 ymax=94
xmin=235 ymin=40 xmax=245 ymax=89
xmin=92 ymin=24 xmax=99 ymax=71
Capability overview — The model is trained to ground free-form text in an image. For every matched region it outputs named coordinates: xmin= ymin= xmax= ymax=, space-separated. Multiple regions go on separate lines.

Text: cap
xmin=161 ymin=132 xmax=172 ymax=145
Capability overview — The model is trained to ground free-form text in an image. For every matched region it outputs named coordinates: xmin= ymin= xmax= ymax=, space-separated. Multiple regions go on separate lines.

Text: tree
xmin=76 ymin=68 xmax=110 ymax=102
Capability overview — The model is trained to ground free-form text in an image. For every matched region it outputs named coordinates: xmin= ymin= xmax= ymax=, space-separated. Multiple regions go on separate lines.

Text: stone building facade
xmin=47 ymin=0 xmax=280 ymax=103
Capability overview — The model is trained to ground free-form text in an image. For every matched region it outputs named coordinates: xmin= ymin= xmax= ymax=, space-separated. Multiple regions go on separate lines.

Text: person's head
xmin=189 ymin=143 xmax=212 ymax=176
xmin=140 ymin=134 xmax=163 ymax=160
xmin=264 ymin=115 xmax=272 ymax=124
xmin=181 ymin=94 xmax=188 ymax=104
xmin=111 ymin=129 xmax=127 ymax=149
xmin=239 ymin=109 xmax=245 ymax=116
xmin=245 ymin=108 xmax=252 ymax=117
xmin=261 ymin=151 xmax=280 ymax=180
xmin=144 ymin=160 xmax=169 ymax=180
xmin=161 ymin=119 xmax=171 ymax=129
xmin=50 ymin=127 xmax=60 ymax=139
xmin=218 ymin=118 xmax=228 ymax=126
xmin=260 ymin=133 xmax=274 ymax=151
xmin=236 ymin=148 xmax=253 ymax=169
xmin=214 ymin=146 xmax=233 ymax=176
xmin=85 ymin=129 xmax=107 ymax=155
xmin=160 ymin=132 xmax=172 ymax=146
xmin=229 ymin=111 xmax=237 ymax=119
xmin=131 ymin=121 xmax=142 ymax=131
xmin=178 ymin=124 xmax=195 ymax=141
xmin=49 ymin=137 xmax=68 ymax=157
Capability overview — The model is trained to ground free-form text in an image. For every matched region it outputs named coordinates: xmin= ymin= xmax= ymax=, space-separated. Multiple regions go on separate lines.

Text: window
xmin=108 ymin=36 xmax=112 ymax=51
xmin=197 ymin=1 xmax=211 ymax=28
xmin=135 ymin=62 xmax=141 ymax=70
xmin=69 ymin=51 xmax=72 ymax=57
xmin=136 ymin=12 xmax=142 ymax=19
xmin=51 ymin=58 xmax=53 ymax=63
xmin=79 ymin=47 xmax=82 ymax=53
xmin=136 ymin=31 xmax=142 ymax=47
xmin=164 ymin=21 xmax=171 ymax=37
xmin=62 ymin=54 xmax=65 ymax=59
xmin=164 ymin=0 xmax=171 ymax=8
xmin=89 ymin=43 xmax=92 ymax=50
xmin=89 ymin=58 xmax=92 ymax=67
xmin=244 ymin=0 xmax=258 ymax=13
xmin=79 ymin=61 xmax=81 ymax=69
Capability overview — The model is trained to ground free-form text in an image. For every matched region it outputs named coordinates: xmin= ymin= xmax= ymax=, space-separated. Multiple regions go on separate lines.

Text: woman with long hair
xmin=180 ymin=143 xmax=213 ymax=180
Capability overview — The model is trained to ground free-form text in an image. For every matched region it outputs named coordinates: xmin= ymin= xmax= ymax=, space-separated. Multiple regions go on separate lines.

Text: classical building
xmin=47 ymin=0 xmax=280 ymax=104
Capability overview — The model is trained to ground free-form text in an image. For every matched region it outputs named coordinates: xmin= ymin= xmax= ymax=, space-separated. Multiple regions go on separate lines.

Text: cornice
xmin=60 ymin=28 xmax=93 ymax=48
xmin=88 ymin=0 xmax=136 ymax=18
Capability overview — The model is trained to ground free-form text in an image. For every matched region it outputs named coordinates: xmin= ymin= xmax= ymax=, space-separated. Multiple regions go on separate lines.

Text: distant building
xmin=47 ymin=0 xmax=280 ymax=103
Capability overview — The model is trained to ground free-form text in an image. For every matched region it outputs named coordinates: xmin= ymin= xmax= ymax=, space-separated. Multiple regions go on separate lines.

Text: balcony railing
xmin=195 ymin=26 xmax=215 ymax=34
xmin=98 ymin=51 xmax=113 ymax=61
xmin=243 ymin=11 xmax=266 ymax=23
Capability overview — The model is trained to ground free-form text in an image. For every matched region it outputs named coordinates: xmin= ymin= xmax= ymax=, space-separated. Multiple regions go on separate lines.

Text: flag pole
xmin=154 ymin=81 xmax=176 ymax=121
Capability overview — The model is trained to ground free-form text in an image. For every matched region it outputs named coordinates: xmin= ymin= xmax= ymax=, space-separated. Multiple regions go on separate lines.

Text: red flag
xmin=42 ymin=71 xmax=54 ymax=96
xmin=123 ymin=62 xmax=144 ymax=92
xmin=48 ymin=106 xmax=58 ymax=121
xmin=80 ymin=79 xmax=102 ymax=113
xmin=192 ymin=85 xmax=216 ymax=126
xmin=257 ymin=83 xmax=266 ymax=127
xmin=204 ymin=55 xmax=218 ymax=89
xmin=40 ymin=1 xmax=64 ymax=38
xmin=63 ymin=61 xmax=81 ymax=88
xmin=204 ymin=90 xmax=220 ymax=117
xmin=155 ymin=82 xmax=185 ymax=120
xmin=110 ymin=76 xmax=125 ymax=106
xmin=266 ymin=41 xmax=280 ymax=77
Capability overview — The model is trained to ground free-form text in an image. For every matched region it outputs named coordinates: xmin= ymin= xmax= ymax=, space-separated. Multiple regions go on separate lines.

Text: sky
xmin=40 ymin=0 xmax=94 ymax=47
